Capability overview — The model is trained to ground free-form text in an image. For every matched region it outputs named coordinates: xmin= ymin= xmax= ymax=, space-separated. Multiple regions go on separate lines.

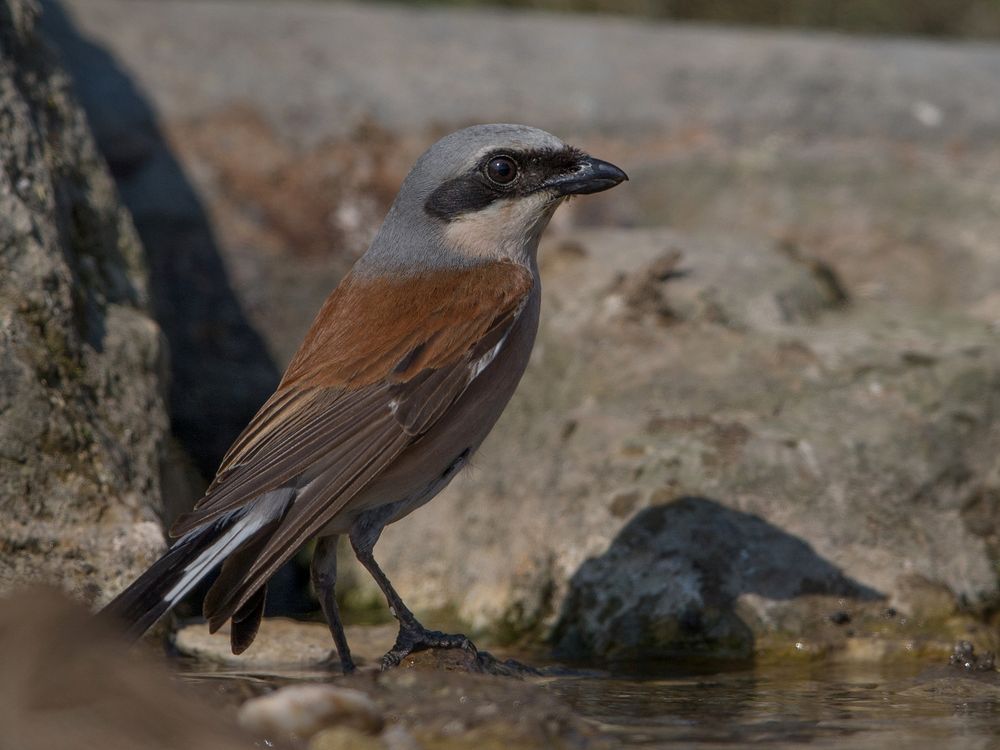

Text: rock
xmin=949 ymin=641 xmax=996 ymax=672
xmin=399 ymin=646 xmax=540 ymax=678
xmin=0 ymin=0 xmax=167 ymax=604
xmin=895 ymin=668 xmax=1000 ymax=701
xmin=49 ymin=1 xmax=1000 ymax=462
xmin=41 ymin=0 xmax=280 ymax=482
xmin=172 ymin=617 xmax=393 ymax=669
xmin=180 ymin=618 xmax=613 ymax=747
xmin=551 ymin=497 xmax=881 ymax=660
xmin=374 ymin=228 xmax=1000 ymax=659
xmin=0 ymin=587 xmax=250 ymax=750
xmin=48 ymin=0 xmax=1000 ymax=148
xmin=237 ymin=684 xmax=383 ymax=740
xmin=47 ymin=0 xmax=1000 ymax=325
xmin=173 ymin=617 xmax=538 ymax=677
xmin=176 ymin=619 xmax=610 ymax=746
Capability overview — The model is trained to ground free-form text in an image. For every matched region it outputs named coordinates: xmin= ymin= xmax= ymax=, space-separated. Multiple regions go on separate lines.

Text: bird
xmin=103 ymin=123 xmax=627 ymax=672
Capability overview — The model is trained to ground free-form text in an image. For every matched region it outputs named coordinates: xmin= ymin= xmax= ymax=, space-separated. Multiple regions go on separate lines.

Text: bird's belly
xmin=320 ymin=288 xmax=540 ymax=535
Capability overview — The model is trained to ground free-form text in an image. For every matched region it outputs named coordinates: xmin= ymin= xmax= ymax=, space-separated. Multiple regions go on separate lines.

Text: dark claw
xmin=380 ymin=624 xmax=478 ymax=670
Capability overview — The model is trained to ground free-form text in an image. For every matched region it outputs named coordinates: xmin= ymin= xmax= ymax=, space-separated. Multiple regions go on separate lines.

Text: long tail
xmin=101 ymin=490 xmax=294 ymax=643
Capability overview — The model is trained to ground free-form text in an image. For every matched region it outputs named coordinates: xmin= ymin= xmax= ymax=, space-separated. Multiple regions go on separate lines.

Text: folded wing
xmin=169 ymin=260 xmax=534 ymax=629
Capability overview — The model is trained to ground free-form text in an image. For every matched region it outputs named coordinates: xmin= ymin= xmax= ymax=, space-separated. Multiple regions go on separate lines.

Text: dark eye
xmin=485 ymin=155 xmax=518 ymax=185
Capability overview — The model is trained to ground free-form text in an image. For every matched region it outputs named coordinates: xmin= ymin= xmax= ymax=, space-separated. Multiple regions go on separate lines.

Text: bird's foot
xmin=380 ymin=623 xmax=477 ymax=670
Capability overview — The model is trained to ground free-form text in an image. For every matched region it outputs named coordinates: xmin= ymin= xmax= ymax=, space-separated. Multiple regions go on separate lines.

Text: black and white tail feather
xmin=101 ymin=488 xmax=294 ymax=653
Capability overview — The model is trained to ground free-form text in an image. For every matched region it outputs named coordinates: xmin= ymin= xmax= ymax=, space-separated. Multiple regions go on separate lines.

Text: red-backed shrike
xmin=105 ymin=124 xmax=627 ymax=672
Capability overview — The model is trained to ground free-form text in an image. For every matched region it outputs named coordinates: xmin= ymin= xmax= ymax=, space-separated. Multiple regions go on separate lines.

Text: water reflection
xmin=548 ymin=663 xmax=1000 ymax=748
xmin=178 ymin=652 xmax=1000 ymax=748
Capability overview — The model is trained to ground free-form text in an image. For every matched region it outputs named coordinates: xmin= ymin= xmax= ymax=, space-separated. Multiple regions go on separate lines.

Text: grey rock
xmin=373 ymin=229 xmax=1000 ymax=658
xmin=551 ymin=497 xmax=881 ymax=660
xmin=50 ymin=0 xmax=1000 ymax=149
xmin=50 ymin=0 xmax=1000 ymax=441
xmin=40 ymin=0 xmax=281 ymax=480
xmin=0 ymin=0 xmax=167 ymax=604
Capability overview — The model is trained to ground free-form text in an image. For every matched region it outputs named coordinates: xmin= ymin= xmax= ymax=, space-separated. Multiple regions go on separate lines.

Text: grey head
xmin=356 ymin=124 xmax=627 ymax=275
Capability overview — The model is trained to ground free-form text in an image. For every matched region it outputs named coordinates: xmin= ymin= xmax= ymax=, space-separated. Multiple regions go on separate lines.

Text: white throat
xmin=441 ymin=194 xmax=562 ymax=265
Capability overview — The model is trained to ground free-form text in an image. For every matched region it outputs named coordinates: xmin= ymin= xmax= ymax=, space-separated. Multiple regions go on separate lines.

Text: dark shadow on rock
xmin=552 ymin=496 xmax=884 ymax=663
xmin=40 ymin=0 xmax=280 ymax=482
xmin=39 ymin=2 xmax=316 ymax=617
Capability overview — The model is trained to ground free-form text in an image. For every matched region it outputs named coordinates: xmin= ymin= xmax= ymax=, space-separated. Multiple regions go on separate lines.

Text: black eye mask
xmin=425 ymin=146 xmax=585 ymax=221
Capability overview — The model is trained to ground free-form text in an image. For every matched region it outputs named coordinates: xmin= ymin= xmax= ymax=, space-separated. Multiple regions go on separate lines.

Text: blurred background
xmin=3 ymin=0 xmax=1000 ymax=746
xmin=405 ymin=0 xmax=1000 ymax=38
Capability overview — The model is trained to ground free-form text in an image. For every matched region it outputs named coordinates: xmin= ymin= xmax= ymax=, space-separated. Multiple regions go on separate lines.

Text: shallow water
xmin=184 ymin=655 xmax=1000 ymax=749
xmin=547 ymin=662 xmax=1000 ymax=749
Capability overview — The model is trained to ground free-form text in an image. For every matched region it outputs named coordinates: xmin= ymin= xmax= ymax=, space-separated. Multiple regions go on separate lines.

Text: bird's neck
xmin=355 ymin=196 xmax=557 ymax=278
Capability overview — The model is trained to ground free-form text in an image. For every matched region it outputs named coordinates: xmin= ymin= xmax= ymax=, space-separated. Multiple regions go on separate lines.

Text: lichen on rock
xmin=0 ymin=0 xmax=167 ymax=605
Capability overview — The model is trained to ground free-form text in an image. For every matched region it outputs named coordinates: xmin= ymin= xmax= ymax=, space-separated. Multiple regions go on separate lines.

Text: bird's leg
xmin=349 ymin=522 xmax=476 ymax=670
xmin=310 ymin=535 xmax=356 ymax=674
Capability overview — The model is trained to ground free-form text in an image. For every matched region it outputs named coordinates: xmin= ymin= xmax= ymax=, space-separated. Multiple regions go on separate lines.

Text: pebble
xmin=238 ymin=684 xmax=384 ymax=740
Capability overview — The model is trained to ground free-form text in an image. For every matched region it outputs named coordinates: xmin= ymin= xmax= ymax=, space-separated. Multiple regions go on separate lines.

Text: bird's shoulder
xmin=280 ymin=260 xmax=535 ymax=390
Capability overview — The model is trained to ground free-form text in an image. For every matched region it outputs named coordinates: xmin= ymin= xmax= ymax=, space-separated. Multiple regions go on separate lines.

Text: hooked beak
xmin=546 ymin=155 xmax=628 ymax=196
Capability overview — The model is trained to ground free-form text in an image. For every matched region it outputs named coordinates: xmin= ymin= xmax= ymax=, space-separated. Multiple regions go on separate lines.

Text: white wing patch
xmin=466 ymin=292 xmax=530 ymax=385
xmin=163 ymin=489 xmax=293 ymax=604
xmin=468 ymin=329 xmax=511 ymax=384
xmin=164 ymin=512 xmax=268 ymax=603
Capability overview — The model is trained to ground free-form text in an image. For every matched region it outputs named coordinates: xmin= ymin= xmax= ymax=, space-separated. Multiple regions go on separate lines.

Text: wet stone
xmin=399 ymin=645 xmax=541 ymax=677
xmin=949 ymin=641 xmax=997 ymax=672
xmin=177 ymin=618 xmax=611 ymax=747
xmin=237 ymin=684 xmax=384 ymax=740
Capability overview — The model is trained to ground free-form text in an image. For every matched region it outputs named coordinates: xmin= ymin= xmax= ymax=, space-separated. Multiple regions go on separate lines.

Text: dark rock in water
xmin=949 ymin=641 xmax=996 ymax=672
xmin=0 ymin=0 xmax=167 ymax=605
xmin=551 ymin=497 xmax=884 ymax=660
xmin=0 ymin=588 xmax=250 ymax=750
